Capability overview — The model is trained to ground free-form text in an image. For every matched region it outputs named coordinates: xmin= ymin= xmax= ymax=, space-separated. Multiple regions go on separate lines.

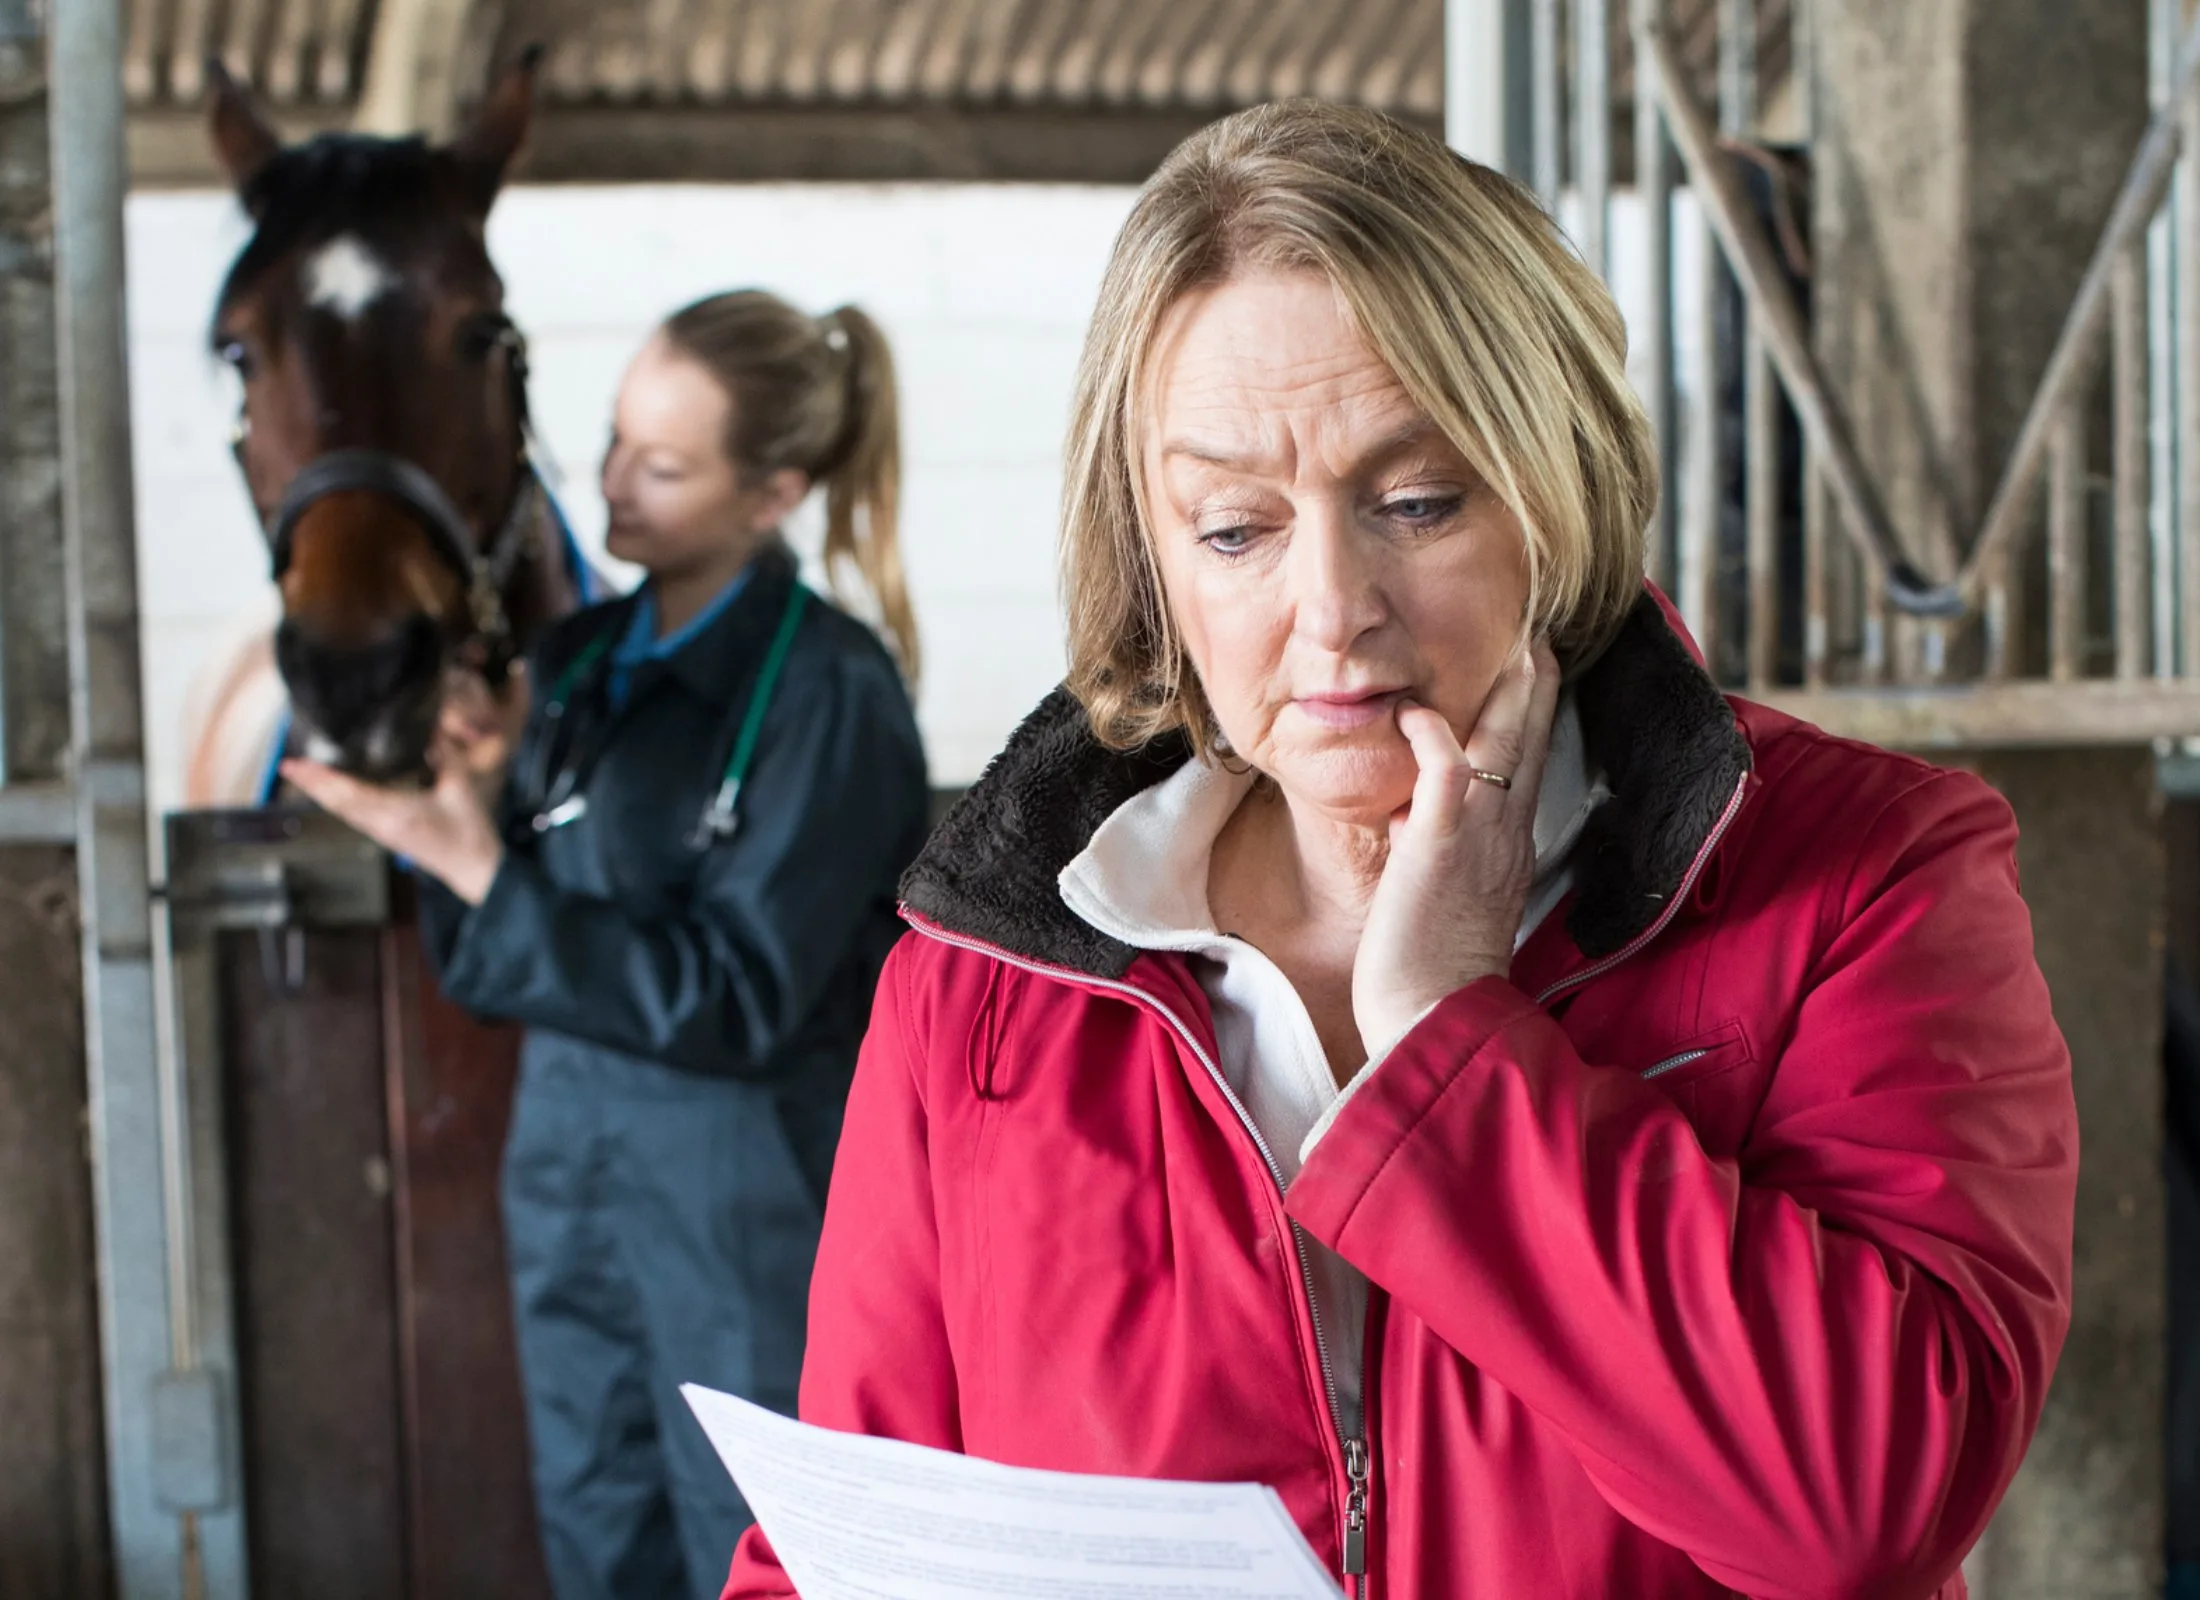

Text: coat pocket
xmin=1628 ymin=1018 xmax=1750 ymax=1086
xmin=1627 ymin=1018 xmax=1759 ymax=1154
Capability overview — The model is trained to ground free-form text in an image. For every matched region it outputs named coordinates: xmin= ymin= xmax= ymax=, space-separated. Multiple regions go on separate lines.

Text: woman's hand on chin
xmin=281 ymin=731 xmax=507 ymax=906
xmin=1351 ymin=638 xmax=1561 ymax=1052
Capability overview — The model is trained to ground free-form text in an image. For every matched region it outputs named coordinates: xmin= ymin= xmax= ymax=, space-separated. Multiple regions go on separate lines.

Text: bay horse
xmin=183 ymin=49 xmax=598 ymax=803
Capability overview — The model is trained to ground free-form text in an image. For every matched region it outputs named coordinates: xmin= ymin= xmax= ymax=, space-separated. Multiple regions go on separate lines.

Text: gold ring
xmin=1471 ymin=769 xmax=1513 ymax=790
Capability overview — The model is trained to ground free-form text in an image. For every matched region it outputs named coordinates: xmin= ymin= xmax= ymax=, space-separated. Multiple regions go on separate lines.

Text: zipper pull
xmin=1342 ymin=1436 xmax=1368 ymax=1580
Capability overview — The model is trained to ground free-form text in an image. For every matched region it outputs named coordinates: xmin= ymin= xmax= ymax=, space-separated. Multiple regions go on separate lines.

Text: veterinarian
xmin=288 ymin=290 xmax=928 ymax=1600
xmin=724 ymin=104 xmax=2076 ymax=1600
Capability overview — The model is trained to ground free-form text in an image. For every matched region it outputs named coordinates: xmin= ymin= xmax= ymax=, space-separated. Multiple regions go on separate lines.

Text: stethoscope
xmin=523 ymin=581 xmax=810 ymax=849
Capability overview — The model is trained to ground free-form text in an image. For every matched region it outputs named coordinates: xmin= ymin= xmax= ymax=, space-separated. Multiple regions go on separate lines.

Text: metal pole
xmin=50 ymin=0 xmax=245 ymax=1593
xmin=2154 ymin=0 xmax=2180 ymax=677
xmin=2047 ymin=405 xmax=2087 ymax=680
xmin=1573 ymin=0 xmax=1609 ymax=276
xmin=1531 ymin=0 xmax=1560 ymax=209
xmin=1446 ymin=0 xmax=1515 ymax=170
xmin=0 ymin=0 xmax=20 ymax=784
xmin=2116 ymin=244 xmax=2150 ymax=680
xmin=1722 ymin=0 xmax=1770 ymax=685
xmin=1631 ymin=0 xmax=1675 ymax=589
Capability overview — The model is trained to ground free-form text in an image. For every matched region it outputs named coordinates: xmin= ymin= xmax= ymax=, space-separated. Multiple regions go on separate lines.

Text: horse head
xmin=207 ymin=50 xmax=578 ymax=785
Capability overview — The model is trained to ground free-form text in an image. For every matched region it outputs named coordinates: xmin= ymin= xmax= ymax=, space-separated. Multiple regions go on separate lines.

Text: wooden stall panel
xmin=219 ymin=924 xmax=407 ymax=1596
xmin=0 ymin=846 xmax=112 ymax=1600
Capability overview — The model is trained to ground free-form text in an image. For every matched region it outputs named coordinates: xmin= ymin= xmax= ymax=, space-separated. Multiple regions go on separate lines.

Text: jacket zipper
xmin=1640 ymin=1046 xmax=1709 ymax=1080
xmin=901 ymin=914 xmax=1368 ymax=1582
xmin=1343 ymin=1435 xmax=1369 ymax=1583
xmin=1533 ymin=772 xmax=1751 ymax=1009
xmin=1350 ymin=1289 xmax=1388 ymax=1598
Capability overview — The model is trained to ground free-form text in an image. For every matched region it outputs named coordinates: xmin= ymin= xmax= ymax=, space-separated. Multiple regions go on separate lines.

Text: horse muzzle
xmin=274 ymin=613 xmax=447 ymax=785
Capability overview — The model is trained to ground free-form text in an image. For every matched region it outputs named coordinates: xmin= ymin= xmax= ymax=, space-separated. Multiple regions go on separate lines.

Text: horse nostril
xmin=272 ymin=617 xmax=309 ymax=687
xmin=273 ymin=613 xmax=446 ymax=754
xmin=365 ymin=614 xmax=445 ymax=704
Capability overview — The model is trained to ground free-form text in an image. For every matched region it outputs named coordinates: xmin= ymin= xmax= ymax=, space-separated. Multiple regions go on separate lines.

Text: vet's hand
xmin=1351 ymin=638 xmax=1562 ymax=1054
xmin=283 ymin=742 xmax=506 ymax=906
xmin=439 ymin=664 xmax=527 ymax=812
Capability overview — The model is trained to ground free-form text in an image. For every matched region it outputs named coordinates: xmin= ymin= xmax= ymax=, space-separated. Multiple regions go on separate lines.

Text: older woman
xmin=725 ymin=102 xmax=2074 ymax=1599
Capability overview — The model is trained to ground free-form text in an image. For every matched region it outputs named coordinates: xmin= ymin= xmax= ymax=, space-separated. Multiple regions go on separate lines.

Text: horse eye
xmin=458 ymin=317 xmax=506 ymax=362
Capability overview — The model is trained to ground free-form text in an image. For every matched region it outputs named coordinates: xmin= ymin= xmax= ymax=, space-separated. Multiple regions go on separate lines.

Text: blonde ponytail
xmin=817 ymin=305 xmax=918 ymax=685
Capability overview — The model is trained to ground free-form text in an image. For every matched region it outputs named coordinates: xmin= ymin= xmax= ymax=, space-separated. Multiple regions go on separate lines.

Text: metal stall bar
xmin=2154 ymin=0 xmax=2181 ymax=677
xmin=1803 ymin=457 xmax=1832 ymax=684
xmin=1572 ymin=0 xmax=1608 ymax=277
xmin=2184 ymin=81 xmax=2200 ymax=675
xmin=51 ymin=0 xmax=168 ymax=1589
xmin=51 ymin=0 xmax=249 ymax=1592
xmin=1797 ymin=0 xmax=1831 ymax=687
xmin=1446 ymin=0 xmax=1517 ymax=170
xmin=1660 ymin=23 xmax=1723 ymax=662
xmin=1531 ymin=0 xmax=1560 ymax=209
xmin=0 ymin=783 xmax=80 ymax=842
xmin=1745 ymin=322 xmax=1779 ymax=687
xmin=1680 ymin=228 xmax=1721 ymax=657
xmin=2048 ymin=404 xmax=2088 ymax=681
xmin=1631 ymin=0 xmax=1676 ymax=590
xmin=1859 ymin=564 xmax=1889 ymax=682
xmin=1722 ymin=0 xmax=1776 ymax=686
xmin=2116 ymin=242 xmax=2150 ymax=680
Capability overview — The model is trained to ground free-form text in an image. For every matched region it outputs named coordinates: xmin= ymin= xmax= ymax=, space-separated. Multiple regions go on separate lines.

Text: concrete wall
xmin=1966 ymin=749 xmax=2167 ymax=1598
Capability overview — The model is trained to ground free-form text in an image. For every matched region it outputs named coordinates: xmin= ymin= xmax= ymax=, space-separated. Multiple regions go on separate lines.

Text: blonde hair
xmin=1061 ymin=100 xmax=1655 ymax=752
xmin=662 ymin=290 xmax=919 ymax=684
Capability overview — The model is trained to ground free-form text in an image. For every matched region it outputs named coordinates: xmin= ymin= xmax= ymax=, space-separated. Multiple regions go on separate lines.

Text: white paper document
xmin=681 ymin=1383 xmax=1345 ymax=1600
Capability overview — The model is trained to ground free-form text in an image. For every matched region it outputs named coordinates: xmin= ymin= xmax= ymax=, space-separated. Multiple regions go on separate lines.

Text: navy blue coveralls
xmin=420 ymin=541 xmax=928 ymax=1600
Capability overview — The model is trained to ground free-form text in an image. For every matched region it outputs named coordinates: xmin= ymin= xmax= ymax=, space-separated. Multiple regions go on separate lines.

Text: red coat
xmin=724 ymin=598 xmax=2075 ymax=1599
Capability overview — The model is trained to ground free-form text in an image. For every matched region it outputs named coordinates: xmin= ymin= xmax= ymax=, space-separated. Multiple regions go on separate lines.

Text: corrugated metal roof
xmin=124 ymin=0 xmax=1447 ymax=118
xmin=122 ymin=0 xmax=1791 ymax=184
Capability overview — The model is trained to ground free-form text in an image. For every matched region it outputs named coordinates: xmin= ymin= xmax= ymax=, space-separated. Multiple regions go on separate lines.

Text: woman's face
xmin=1143 ymin=269 xmax=1530 ymax=829
xmin=600 ymin=335 xmax=792 ymax=578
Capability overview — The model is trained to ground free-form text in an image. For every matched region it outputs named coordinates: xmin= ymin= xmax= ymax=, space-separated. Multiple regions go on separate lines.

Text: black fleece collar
xmin=902 ymin=592 xmax=1753 ymax=977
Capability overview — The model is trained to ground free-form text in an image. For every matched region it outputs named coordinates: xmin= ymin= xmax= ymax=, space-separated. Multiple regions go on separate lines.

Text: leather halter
xmin=252 ymin=316 xmax=541 ymax=682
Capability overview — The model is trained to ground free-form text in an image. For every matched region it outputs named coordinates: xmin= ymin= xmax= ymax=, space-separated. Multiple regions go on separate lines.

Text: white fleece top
xmin=1057 ymin=699 xmax=1607 ymax=1441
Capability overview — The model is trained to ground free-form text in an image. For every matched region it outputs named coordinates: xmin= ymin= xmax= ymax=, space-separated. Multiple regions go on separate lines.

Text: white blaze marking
xmin=304 ymin=234 xmax=396 ymax=319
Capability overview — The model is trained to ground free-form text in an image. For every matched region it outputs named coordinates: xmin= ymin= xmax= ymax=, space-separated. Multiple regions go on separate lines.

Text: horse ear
xmin=206 ymin=57 xmax=282 ymax=196
xmin=449 ymin=44 xmax=542 ymax=213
